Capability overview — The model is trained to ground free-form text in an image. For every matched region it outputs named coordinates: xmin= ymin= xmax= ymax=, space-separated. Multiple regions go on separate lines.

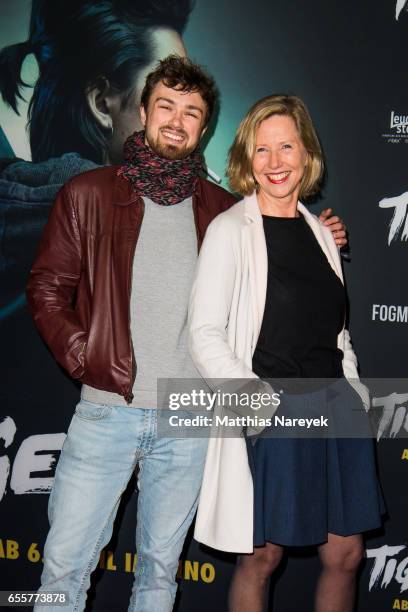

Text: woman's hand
xmin=319 ymin=208 xmax=348 ymax=248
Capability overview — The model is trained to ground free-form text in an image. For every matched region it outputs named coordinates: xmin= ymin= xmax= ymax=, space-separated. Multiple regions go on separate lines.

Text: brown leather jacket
xmin=26 ymin=166 xmax=236 ymax=402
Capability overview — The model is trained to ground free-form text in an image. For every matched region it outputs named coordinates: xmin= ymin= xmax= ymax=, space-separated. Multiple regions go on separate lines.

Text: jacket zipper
xmin=125 ymin=199 xmax=145 ymax=404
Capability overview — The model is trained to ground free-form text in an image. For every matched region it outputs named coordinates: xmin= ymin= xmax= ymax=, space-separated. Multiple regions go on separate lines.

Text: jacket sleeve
xmin=26 ymin=183 xmax=87 ymax=379
xmin=342 ymin=328 xmax=370 ymax=410
xmin=188 ymin=215 xmax=257 ymax=382
xmin=342 ymin=328 xmax=359 ymax=379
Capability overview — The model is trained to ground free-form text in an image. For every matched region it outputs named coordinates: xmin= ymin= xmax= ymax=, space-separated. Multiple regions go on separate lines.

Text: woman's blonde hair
xmin=227 ymin=94 xmax=324 ymax=199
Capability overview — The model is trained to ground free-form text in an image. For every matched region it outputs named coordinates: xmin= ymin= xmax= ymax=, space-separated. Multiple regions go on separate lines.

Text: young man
xmin=27 ymin=56 xmax=346 ymax=612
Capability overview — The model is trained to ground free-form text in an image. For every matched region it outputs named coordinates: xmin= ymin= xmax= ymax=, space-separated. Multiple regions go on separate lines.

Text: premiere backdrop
xmin=1 ymin=1 xmax=407 ymax=611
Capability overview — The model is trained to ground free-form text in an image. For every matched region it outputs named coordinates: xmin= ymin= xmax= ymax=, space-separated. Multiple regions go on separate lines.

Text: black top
xmin=252 ymin=214 xmax=345 ymax=381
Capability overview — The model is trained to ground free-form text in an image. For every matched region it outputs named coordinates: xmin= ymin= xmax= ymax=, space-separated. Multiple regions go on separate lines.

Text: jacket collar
xmin=112 ymin=169 xmax=141 ymax=207
xmin=243 ymin=191 xmax=263 ymax=223
xmin=298 ymin=202 xmax=343 ymax=280
xmin=243 ymin=190 xmax=311 ymax=224
xmin=243 ymin=191 xmax=342 ymax=281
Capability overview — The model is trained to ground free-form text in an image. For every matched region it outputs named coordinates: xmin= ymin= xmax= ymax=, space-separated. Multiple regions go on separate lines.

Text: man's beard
xmin=145 ymin=125 xmax=197 ymax=160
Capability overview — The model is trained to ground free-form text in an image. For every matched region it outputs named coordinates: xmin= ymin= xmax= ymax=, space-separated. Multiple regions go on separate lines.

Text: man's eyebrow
xmin=155 ymin=97 xmax=204 ymax=115
xmin=156 ymin=97 xmax=175 ymax=105
xmin=185 ymin=104 xmax=204 ymax=115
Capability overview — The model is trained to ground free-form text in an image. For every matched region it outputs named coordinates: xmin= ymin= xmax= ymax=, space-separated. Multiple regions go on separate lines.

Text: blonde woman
xmin=188 ymin=95 xmax=383 ymax=612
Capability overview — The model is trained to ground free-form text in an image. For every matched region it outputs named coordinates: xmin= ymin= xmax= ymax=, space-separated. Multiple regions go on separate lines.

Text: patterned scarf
xmin=117 ymin=130 xmax=204 ymax=206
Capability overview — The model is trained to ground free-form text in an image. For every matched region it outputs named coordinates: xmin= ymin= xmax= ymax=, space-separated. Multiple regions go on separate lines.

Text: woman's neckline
xmin=262 ymin=213 xmax=303 ymax=220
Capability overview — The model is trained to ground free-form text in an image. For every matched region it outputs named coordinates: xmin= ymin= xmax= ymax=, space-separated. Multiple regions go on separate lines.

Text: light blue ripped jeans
xmin=34 ymin=400 xmax=208 ymax=612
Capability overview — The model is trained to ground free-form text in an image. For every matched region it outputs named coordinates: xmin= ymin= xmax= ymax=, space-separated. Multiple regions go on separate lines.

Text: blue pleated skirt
xmin=246 ymin=379 xmax=385 ymax=547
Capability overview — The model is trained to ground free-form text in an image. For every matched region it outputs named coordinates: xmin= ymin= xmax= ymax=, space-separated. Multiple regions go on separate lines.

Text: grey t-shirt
xmin=81 ymin=196 xmax=201 ymax=407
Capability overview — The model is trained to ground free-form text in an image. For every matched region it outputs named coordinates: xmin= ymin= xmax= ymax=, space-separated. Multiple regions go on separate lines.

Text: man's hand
xmin=319 ymin=208 xmax=348 ymax=248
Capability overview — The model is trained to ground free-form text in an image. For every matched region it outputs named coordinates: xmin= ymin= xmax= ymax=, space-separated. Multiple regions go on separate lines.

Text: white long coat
xmin=188 ymin=192 xmax=369 ymax=553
